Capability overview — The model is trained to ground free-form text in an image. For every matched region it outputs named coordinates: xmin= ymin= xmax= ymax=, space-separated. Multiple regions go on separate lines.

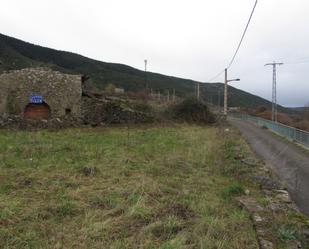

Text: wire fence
xmin=229 ymin=113 xmax=309 ymax=148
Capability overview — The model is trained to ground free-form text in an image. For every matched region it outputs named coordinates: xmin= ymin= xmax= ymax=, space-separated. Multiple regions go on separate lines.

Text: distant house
xmin=0 ymin=67 xmax=82 ymax=119
xmin=228 ymin=107 xmax=241 ymax=112
xmin=114 ymin=87 xmax=125 ymax=94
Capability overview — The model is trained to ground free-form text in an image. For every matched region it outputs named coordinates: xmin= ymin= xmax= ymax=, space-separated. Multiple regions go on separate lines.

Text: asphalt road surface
xmin=229 ymin=118 xmax=309 ymax=216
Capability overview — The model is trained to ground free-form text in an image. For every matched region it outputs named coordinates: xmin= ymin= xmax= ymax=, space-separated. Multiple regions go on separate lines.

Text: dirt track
xmin=229 ymin=118 xmax=309 ymax=216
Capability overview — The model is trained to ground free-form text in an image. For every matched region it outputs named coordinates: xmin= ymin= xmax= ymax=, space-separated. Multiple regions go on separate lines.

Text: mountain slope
xmin=0 ymin=33 xmax=282 ymax=110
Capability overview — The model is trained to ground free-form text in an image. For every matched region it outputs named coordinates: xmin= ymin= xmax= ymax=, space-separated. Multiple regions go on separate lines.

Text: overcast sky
xmin=1 ymin=0 xmax=308 ymax=107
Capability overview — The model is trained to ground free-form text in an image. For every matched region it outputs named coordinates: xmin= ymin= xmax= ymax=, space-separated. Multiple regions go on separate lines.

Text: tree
xmin=105 ymin=83 xmax=116 ymax=94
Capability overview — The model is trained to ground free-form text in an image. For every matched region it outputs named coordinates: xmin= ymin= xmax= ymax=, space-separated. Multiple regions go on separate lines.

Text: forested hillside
xmin=0 ymin=33 xmax=284 ymax=110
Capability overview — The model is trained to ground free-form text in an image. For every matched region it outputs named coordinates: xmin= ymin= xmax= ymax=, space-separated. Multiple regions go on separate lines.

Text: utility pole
xmin=224 ymin=68 xmax=228 ymax=116
xmin=173 ymin=89 xmax=175 ymax=102
xmin=265 ymin=62 xmax=283 ymax=122
xmin=223 ymin=68 xmax=240 ymax=117
xmin=167 ymin=90 xmax=170 ymax=102
xmin=144 ymin=59 xmax=148 ymax=90
xmin=197 ymin=82 xmax=200 ymax=100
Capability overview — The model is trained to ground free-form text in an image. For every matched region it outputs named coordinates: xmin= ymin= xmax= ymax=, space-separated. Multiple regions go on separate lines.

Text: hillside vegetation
xmin=0 ymin=33 xmax=288 ymax=111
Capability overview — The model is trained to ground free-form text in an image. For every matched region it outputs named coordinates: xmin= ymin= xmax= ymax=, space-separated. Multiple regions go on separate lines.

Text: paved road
xmin=229 ymin=118 xmax=309 ymax=216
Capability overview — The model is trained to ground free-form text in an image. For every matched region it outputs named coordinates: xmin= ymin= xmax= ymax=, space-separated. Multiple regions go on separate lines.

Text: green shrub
xmin=221 ymin=182 xmax=245 ymax=200
xmin=130 ymin=101 xmax=153 ymax=113
xmin=278 ymin=227 xmax=297 ymax=241
xmin=167 ymin=98 xmax=216 ymax=124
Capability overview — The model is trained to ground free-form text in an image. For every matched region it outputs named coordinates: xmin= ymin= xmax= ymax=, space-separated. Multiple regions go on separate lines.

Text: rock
xmin=236 ymin=197 xmax=264 ymax=213
xmin=252 ymin=175 xmax=282 ymax=190
xmin=241 ymin=157 xmax=257 ymax=166
xmin=261 ymin=166 xmax=270 ymax=174
xmin=0 ymin=114 xmax=82 ymax=130
xmin=253 ymin=214 xmax=263 ymax=223
xmin=259 ymin=238 xmax=274 ymax=249
xmin=237 ymin=197 xmax=277 ymax=249
xmin=256 ymin=227 xmax=270 ymax=238
xmin=81 ymin=97 xmax=154 ymax=126
xmin=303 ymin=229 xmax=309 ymax=239
xmin=268 ymin=202 xmax=287 ymax=212
xmin=287 ymin=240 xmax=302 ymax=249
xmin=234 ymin=154 xmax=245 ymax=160
xmin=275 ymin=190 xmax=292 ymax=203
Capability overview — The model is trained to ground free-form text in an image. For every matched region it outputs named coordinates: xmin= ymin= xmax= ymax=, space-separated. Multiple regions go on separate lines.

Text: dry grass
xmin=0 ymin=124 xmax=307 ymax=248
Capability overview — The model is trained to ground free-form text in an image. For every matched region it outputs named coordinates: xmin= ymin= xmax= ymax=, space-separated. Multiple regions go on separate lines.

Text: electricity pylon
xmin=265 ymin=62 xmax=283 ymax=122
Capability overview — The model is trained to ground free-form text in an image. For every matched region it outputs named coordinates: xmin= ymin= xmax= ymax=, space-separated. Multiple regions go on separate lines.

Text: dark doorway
xmin=65 ymin=108 xmax=72 ymax=115
xmin=24 ymin=102 xmax=51 ymax=120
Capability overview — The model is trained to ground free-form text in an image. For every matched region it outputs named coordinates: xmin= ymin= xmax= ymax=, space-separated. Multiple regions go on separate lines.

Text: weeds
xmin=221 ymin=182 xmax=245 ymax=200
xmin=278 ymin=227 xmax=298 ymax=242
xmin=0 ymin=125 xmax=306 ymax=248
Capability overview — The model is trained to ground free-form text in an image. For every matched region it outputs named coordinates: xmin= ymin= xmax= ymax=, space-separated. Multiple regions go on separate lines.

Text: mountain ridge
xmin=0 ymin=32 xmax=289 ymax=111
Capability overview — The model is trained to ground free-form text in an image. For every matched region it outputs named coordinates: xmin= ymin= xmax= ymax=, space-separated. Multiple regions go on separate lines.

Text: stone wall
xmin=0 ymin=68 xmax=82 ymax=117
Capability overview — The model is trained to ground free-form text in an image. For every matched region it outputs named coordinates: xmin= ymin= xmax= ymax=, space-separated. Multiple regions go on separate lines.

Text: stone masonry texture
xmin=0 ymin=67 xmax=82 ymax=117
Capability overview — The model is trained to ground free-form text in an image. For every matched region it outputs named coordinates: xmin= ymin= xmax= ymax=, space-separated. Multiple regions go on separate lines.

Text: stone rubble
xmin=236 ymin=196 xmax=274 ymax=249
xmin=81 ymin=95 xmax=154 ymax=126
xmin=0 ymin=114 xmax=82 ymax=130
xmin=235 ymin=156 xmax=306 ymax=249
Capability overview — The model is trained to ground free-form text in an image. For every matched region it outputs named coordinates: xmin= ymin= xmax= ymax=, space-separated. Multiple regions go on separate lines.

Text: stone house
xmin=0 ymin=68 xmax=82 ymax=119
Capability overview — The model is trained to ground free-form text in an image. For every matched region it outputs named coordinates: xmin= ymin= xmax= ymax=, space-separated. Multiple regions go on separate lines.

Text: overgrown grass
xmin=0 ymin=124 xmax=306 ymax=248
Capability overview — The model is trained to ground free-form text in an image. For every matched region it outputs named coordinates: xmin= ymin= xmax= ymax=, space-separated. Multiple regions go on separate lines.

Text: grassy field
xmin=0 ymin=124 xmax=307 ymax=248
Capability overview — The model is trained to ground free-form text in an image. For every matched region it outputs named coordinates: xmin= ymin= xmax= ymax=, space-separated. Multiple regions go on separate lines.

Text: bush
xmin=130 ymin=101 xmax=153 ymax=114
xmin=167 ymin=98 xmax=216 ymax=124
xmin=105 ymin=83 xmax=116 ymax=93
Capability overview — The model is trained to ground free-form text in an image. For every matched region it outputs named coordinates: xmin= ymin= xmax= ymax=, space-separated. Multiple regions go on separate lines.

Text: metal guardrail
xmin=229 ymin=113 xmax=309 ymax=148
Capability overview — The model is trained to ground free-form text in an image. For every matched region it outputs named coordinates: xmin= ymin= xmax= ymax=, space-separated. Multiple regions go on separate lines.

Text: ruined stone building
xmin=0 ymin=68 xmax=82 ymax=119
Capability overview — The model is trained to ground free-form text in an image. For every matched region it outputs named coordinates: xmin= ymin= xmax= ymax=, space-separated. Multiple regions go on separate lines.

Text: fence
xmin=229 ymin=113 xmax=309 ymax=148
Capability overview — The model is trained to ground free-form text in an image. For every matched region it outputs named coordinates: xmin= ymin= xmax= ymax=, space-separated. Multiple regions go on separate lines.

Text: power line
xmin=227 ymin=0 xmax=258 ymax=69
xmin=206 ymin=0 xmax=258 ymax=82
xmin=207 ymin=69 xmax=225 ymax=82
